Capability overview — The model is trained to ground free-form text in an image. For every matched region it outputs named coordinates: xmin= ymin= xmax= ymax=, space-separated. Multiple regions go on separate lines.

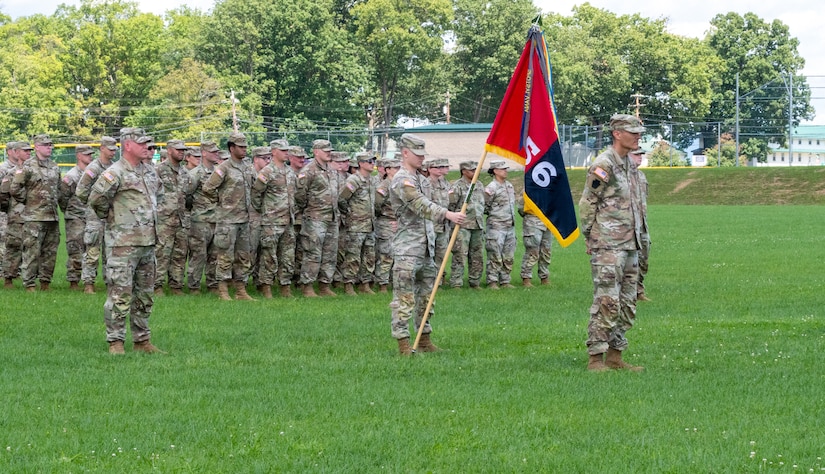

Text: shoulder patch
xmin=214 ymin=168 xmax=225 ymax=178
xmin=377 ymin=188 xmax=387 ymax=196
xmin=62 ymin=175 xmax=71 ymax=184
xmin=15 ymin=169 xmax=23 ymax=174
xmin=403 ymin=179 xmax=416 ymax=188
xmin=593 ymin=167 xmax=609 ymax=182
xmin=345 ymin=182 xmax=356 ymax=192
xmin=297 ymin=173 xmax=306 ymax=179
xmin=257 ymin=173 xmax=268 ymax=183
xmin=85 ymin=169 xmax=97 ymax=178
xmin=102 ymin=171 xmax=115 ymax=183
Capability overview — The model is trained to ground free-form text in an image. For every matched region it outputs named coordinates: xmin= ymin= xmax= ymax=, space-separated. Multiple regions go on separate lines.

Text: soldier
xmin=248 ymin=146 xmax=271 ymax=290
xmin=425 ymin=158 xmax=451 ymax=273
xmin=1 ymin=141 xmax=33 ymax=288
xmin=76 ymin=136 xmax=117 ymax=294
xmin=295 ymin=139 xmax=340 ymax=297
xmin=448 ymin=161 xmax=485 ymax=289
xmin=186 ymin=141 xmax=220 ymax=295
xmin=373 ymin=158 xmax=399 ymax=293
xmin=629 ymin=148 xmax=651 ymax=301
xmin=518 ymin=204 xmax=553 ymax=288
xmin=287 ymin=146 xmax=307 ymax=285
xmin=11 ymin=134 xmax=61 ymax=291
xmin=338 ymin=152 xmax=377 ymax=296
xmin=59 ymin=144 xmax=95 ymax=290
xmin=251 ymin=139 xmax=296 ymax=298
xmin=483 ymin=161 xmax=516 ymax=289
xmin=201 ymin=132 xmax=255 ymax=301
xmin=154 ymin=139 xmax=190 ymax=296
xmin=579 ymin=114 xmax=645 ymax=372
xmin=389 ymin=134 xmax=465 ymax=355
xmin=184 ymin=147 xmax=201 ymax=171
xmin=88 ymin=128 xmax=164 ymax=355
xmin=331 ymin=151 xmax=351 ymax=288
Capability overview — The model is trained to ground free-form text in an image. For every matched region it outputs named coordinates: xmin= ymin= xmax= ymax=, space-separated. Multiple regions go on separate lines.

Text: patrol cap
xmin=609 ymin=114 xmax=646 ymax=133
xmin=420 ymin=162 xmax=429 ymax=171
xmin=383 ymin=158 xmax=401 ymax=168
xmin=100 ymin=136 xmax=118 ymax=151
xmin=312 ymin=139 xmax=333 ymax=151
xmin=288 ymin=146 xmax=307 ymax=157
xmin=429 ymin=158 xmax=449 ymax=168
xmin=349 ymin=157 xmax=358 ymax=167
xmin=76 ymin=144 xmax=94 ymax=155
xmin=375 ymin=159 xmax=386 ymax=168
xmin=159 ymin=149 xmax=168 ymax=160
xmin=629 ymin=148 xmax=644 ymax=155
xmin=270 ymin=139 xmax=290 ymax=150
xmin=331 ymin=151 xmax=350 ymax=162
xmin=34 ymin=134 xmax=53 ymax=145
xmin=7 ymin=141 xmax=32 ymax=151
xmin=459 ymin=160 xmax=478 ymax=171
xmin=200 ymin=141 xmax=220 ymax=153
xmin=399 ymin=133 xmax=427 ymax=156
xmin=488 ymin=160 xmax=508 ymax=170
xmin=227 ymin=132 xmax=248 ymax=147
xmin=145 ymin=138 xmax=156 ymax=148
xmin=120 ymin=127 xmax=152 ymax=144
xmin=166 ymin=139 xmax=188 ymax=150
xmin=252 ymin=146 xmax=271 ymax=157
xmin=218 ymin=150 xmax=230 ymax=160
xmin=186 ymin=147 xmax=202 ymax=157
xmin=355 ymin=152 xmax=374 ymax=162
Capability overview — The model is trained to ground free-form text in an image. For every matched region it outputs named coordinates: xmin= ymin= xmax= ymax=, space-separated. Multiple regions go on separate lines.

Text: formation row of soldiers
xmin=0 ymin=132 xmax=556 ymax=300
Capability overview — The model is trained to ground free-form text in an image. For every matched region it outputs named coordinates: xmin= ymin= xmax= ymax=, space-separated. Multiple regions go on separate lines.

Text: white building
xmin=762 ymin=125 xmax=825 ymax=166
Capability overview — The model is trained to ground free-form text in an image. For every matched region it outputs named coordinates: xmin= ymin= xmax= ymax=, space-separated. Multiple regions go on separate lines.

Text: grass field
xmin=1 ymin=168 xmax=824 ymax=472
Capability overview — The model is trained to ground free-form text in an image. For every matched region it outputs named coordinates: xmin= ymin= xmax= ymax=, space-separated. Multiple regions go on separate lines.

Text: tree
xmin=703 ymin=132 xmax=745 ymax=167
xmin=647 ymin=140 xmax=687 ymax=167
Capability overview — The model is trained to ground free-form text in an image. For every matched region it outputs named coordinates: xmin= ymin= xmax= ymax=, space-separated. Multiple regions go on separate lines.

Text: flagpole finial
xmin=531 ymin=14 xmax=543 ymax=27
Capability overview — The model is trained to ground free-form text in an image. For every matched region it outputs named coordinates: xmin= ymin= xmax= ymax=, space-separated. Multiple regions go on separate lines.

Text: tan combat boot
xmin=234 ymin=281 xmax=256 ymax=301
xmin=378 ymin=284 xmax=388 ymax=294
xmin=4 ymin=278 xmax=13 ymax=289
xmin=487 ymin=282 xmax=499 ymax=290
xmin=260 ymin=284 xmax=273 ymax=299
xmin=190 ymin=288 xmax=201 ymax=296
xmin=40 ymin=282 xmax=50 ymax=291
xmin=344 ymin=283 xmax=357 ymax=296
xmin=318 ymin=283 xmax=336 ymax=297
xmin=154 ymin=287 xmax=164 ymax=296
xmin=417 ymin=333 xmax=441 ymax=353
xmin=605 ymin=348 xmax=644 ymax=372
xmin=540 ymin=277 xmax=550 ymax=285
xmin=522 ymin=278 xmax=533 ymax=288
xmin=302 ymin=283 xmax=319 ymax=298
xmin=109 ymin=340 xmax=125 ymax=355
xmin=69 ymin=281 xmax=79 ymax=290
xmin=397 ymin=337 xmax=413 ymax=356
xmin=26 ymin=286 xmax=35 ymax=293
xmin=217 ymin=281 xmax=232 ymax=301
xmin=358 ymin=282 xmax=375 ymax=295
xmin=637 ymin=293 xmax=651 ymax=302
xmin=587 ymin=353 xmax=609 ymax=372
xmin=501 ymin=282 xmax=515 ymax=289
xmin=280 ymin=285 xmax=293 ymax=298
xmin=170 ymin=288 xmax=184 ymax=296
xmin=84 ymin=284 xmax=95 ymax=294
xmin=133 ymin=340 xmax=165 ymax=354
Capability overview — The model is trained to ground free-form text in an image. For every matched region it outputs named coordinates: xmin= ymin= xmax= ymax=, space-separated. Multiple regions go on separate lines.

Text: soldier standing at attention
xmin=184 ymin=147 xmax=201 ymax=171
xmin=248 ymin=146 xmax=271 ymax=291
xmin=628 ymin=148 xmax=651 ymax=301
xmin=251 ymin=140 xmax=296 ymax=299
xmin=287 ymin=146 xmax=307 ymax=286
xmin=11 ymin=134 xmax=61 ymax=292
xmin=448 ymin=161 xmax=485 ymax=289
xmin=75 ymin=136 xmax=117 ymax=294
xmin=389 ymin=134 xmax=465 ymax=355
xmin=579 ymin=114 xmax=645 ymax=372
xmin=425 ymin=158 xmax=452 ymax=274
xmin=88 ymin=128 xmax=164 ymax=355
xmin=483 ymin=161 xmax=516 ymax=289
xmin=338 ymin=152 xmax=377 ymax=296
xmin=154 ymin=139 xmax=190 ymax=296
xmin=373 ymin=158 xmax=400 ymax=293
xmin=186 ymin=141 xmax=220 ymax=295
xmin=201 ymin=132 xmax=255 ymax=301
xmin=295 ymin=139 xmax=340 ymax=297
xmin=59 ymin=144 xmax=95 ymax=290
xmin=1 ymin=142 xmax=33 ymax=288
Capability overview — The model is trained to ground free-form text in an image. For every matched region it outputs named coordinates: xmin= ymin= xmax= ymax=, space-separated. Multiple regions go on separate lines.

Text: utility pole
xmin=629 ymin=93 xmax=645 ymax=119
xmin=230 ymin=90 xmax=238 ymax=132
xmin=735 ymin=73 xmax=740 ymax=167
xmin=788 ymin=73 xmax=794 ymax=167
xmin=444 ymin=90 xmax=451 ymax=124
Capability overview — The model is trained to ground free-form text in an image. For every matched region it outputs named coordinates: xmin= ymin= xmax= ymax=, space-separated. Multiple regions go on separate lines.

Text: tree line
xmin=0 ymin=0 xmax=813 ymax=162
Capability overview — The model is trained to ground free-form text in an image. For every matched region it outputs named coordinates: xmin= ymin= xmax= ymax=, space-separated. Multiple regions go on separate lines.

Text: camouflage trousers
xmin=3 ymin=221 xmax=24 ymax=280
xmin=82 ymin=218 xmax=107 ymax=286
xmin=373 ymin=218 xmax=395 ymax=286
xmin=64 ymin=218 xmax=85 ymax=283
xmin=0 ymin=212 xmax=6 ymax=278
xmin=333 ymin=222 xmax=347 ymax=284
xmin=249 ymin=218 xmax=261 ymax=285
xmin=586 ymin=248 xmax=639 ymax=355
xmin=21 ymin=221 xmax=59 ymax=287
xmin=485 ymin=226 xmax=515 ymax=285
xmin=390 ymin=254 xmax=435 ymax=340
xmin=188 ymin=221 xmax=217 ymax=291
xmin=342 ymin=231 xmax=375 ymax=284
xmin=212 ymin=222 xmax=252 ymax=283
xmin=520 ymin=215 xmax=552 ymax=280
xmin=433 ymin=229 xmax=450 ymax=272
xmin=103 ymin=245 xmax=154 ymax=344
xmin=292 ymin=223 xmax=303 ymax=283
xmin=299 ymin=218 xmax=338 ymax=285
xmin=638 ymin=232 xmax=650 ymax=296
xmin=154 ymin=220 xmax=188 ymax=290
xmin=258 ymin=224 xmax=295 ymax=286
xmin=449 ymin=227 xmax=484 ymax=287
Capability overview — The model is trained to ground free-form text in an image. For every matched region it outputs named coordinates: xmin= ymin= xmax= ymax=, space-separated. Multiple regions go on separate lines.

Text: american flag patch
xmin=346 ymin=182 xmax=356 ymax=192
xmin=593 ymin=167 xmax=609 ymax=182
xmin=102 ymin=171 xmax=115 ymax=183
xmin=85 ymin=169 xmax=97 ymax=178
xmin=377 ymin=188 xmax=387 ymax=196
xmin=215 ymin=168 xmax=225 ymax=177
xmin=403 ymin=179 xmax=415 ymax=187
xmin=257 ymin=173 xmax=268 ymax=183
xmin=63 ymin=176 xmax=71 ymax=184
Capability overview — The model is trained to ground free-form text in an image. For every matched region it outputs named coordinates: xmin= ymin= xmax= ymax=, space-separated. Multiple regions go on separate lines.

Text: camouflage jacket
xmin=634 ymin=167 xmax=649 ymax=235
xmin=88 ymin=159 xmax=161 ymax=247
xmin=338 ymin=172 xmax=375 ymax=233
xmin=0 ymin=160 xmax=21 ymax=217
xmin=202 ymin=158 xmax=254 ymax=224
xmin=448 ymin=176 xmax=484 ymax=229
xmin=187 ymin=164 xmax=216 ymax=223
xmin=428 ymin=175 xmax=451 ymax=233
xmin=58 ymin=166 xmax=86 ymax=220
xmin=251 ymin=162 xmax=295 ymax=226
xmin=10 ymin=158 xmax=60 ymax=222
xmin=155 ymin=159 xmax=190 ymax=226
xmin=390 ymin=168 xmax=447 ymax=258
xmin=483 ymin=179 xmax=515 ymax=230
xmin=579 ymin=147 xmax=641 ymax=251
xmin=76 ymin=158 xmax=113 ymax=222
xmin=295 ymin=160 xmax=339 ymax=223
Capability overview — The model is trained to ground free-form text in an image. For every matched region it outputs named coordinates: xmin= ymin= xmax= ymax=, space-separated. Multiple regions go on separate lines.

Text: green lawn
xmin=2 ymin=173 xmax=824 ymax=471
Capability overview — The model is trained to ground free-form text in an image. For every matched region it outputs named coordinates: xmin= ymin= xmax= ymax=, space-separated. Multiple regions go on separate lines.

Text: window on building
xmin=781 ymin=154 xmax=785 ymax=161
xmin=809 ymin=140 xmax=812 ymax=145
xmin=798 ymin=139 xmax=802 ymax=145
xmin=818 ymin=140 xmax=821 ymax=146
xmin=772 ymin=154 xmax=776 ymax=161
xmin=798 ymin=154 xmax=802 ymax=162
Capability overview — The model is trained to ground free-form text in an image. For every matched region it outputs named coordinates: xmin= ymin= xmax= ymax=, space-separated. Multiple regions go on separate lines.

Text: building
xmin=763 ymin=125 xmax=825 ymax=166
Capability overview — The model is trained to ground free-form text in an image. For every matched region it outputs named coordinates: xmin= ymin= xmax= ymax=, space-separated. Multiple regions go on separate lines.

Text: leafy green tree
xmin=647 ymin=140 xmax=687 ymax=167
xmin=703 ymin=132 xmax=745 ymax=167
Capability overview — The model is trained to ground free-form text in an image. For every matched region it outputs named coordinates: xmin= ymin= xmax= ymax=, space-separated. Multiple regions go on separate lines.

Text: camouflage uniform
xmin=87 ymin=135 xmax=161 ymax=345
xmin=58 ymin=150 xmax=93 ymax=285
xmin=251 ymin=160 xmax=296 ymax=287
xmin=295 ymin=152 xmax=340 ymax=286
xmin=579 ymin=147 xmax=642 ymax=356
xmin=519 ymin=212 xmax=552 ymax=281
xmin=448 ymin=168 xmax=485 ymax=288
xmin=201 ymin=155 xmax=255 ymax=284
xmin=427 ymin=165 xmax=451 ymax=271
xmin=483 ymin=170 xmax=516 ymax=285
xmin=338 ymin=164 xmax=376 ymax=285
xmin=154 ymin=152 xmax=190 ymax=292
xmin=11 ymin=143 xmax=61 ymax=289
xmin=373 ymin=169 xmax=396 ymax=287
xmin=76 ymin=155 xmax=114 ymax=287
xmin=0 ymin=148 xmax=24 ymax=282
xmin=187 ymin=160 xmax=218 ymax=292
xmin=634 ymin=167 xmax=650 ymax=298
xmin=389 ymin=167 xmax=448 ymax=339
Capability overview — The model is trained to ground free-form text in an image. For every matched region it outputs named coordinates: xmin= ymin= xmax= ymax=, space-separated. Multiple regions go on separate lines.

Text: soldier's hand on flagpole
xmin=446 ymin=211 xmax=466 ymax=226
